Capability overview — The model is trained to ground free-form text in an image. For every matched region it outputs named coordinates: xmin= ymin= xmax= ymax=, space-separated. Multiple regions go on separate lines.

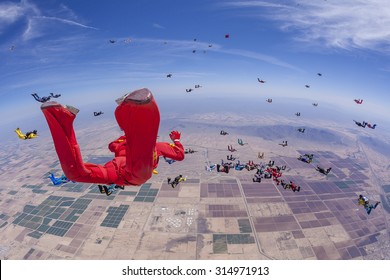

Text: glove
xmin=169 ymin=130 xmax=181 ymax=141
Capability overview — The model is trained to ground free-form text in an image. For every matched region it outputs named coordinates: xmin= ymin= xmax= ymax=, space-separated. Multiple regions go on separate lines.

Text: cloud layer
xmin=224 ymin=0 xmax=390 ymax=52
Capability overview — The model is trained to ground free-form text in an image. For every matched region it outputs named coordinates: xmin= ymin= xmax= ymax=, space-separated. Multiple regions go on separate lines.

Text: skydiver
xmin=316 ymin=165 xmax=332 ymax=175
xmin=257 ymin=78 xmax=265 ymax=83
xmin=31 ymin=93 xmax=51 ymax=103
xmin=227 ymin=154 xmax=236 ymax=161
xmin=367 ymin=123 xmax=377 ymax=129
xmin=281 ymin=181 xmax=300 ymax=192
xmin=185 ymin=148 xmax=197 ymax=154
xmin=358 ymin=195 xmax=380 ymax=215
xmin=205 ymin=161 xmax=216 ymax=171
xmin=164 ymin=157 xmax=176 ymax=164
xmin=186 ymin=88 xmax=193 ymax=93
xmin=298 ymin=128 xmax=305 ymax=133
xmin=298 ymin=154 xmax=313 ymax=163
xmin=50 ymin=93 xmax=61 ymax=98
xmin=312 ymin=103 xmax=318 ymax=106
xmin=220 ymin=130 xmax=228 ymax=135
xmin=258 ymin=152 xmax=264 ymax=159
xmin=353 ymin=120 xmax=367 ymax=128
xmin=98 ymin=184 xmax=123 ymax=196
xmin=192 ymin=50 xmax=196 ymax=53
xmin=354 ymin=99 xmax=363 ymax=104
xmin=279 ymin=140 xmax=288 ymax=147
xmin=208 ymin=44 xmax=212 ymax=47
xmin=267 ymin=160 xmax=275 ymax=167
xmin=167 ymin=74 xmax=172 ymax=78
xmin=41 ymin=88 xmax=185 ymax=186
xmin=253 ymin=173 xmax=261 ymax=183
xmin=295 ymin=112 xmax=301 ymax=116
xmin=94 ymin=111 xmax=104 ymax=116
xmin=266 ymin=98 xmax=272 ymax=103
xmin=228 ymin=145 xmax=236 ymax=152
xmin=109 ymin=40 xmax=116 ymax=43
xmin=194 ymin=85 xmax=202 ymax=88
xmin=48 ymin=173 xmax=71 ymax=185
xmin=317 ymin=73 xmax=322 ymax=76
xmin=15 ymin=128 xmax=38 ymax=140
xmin=225 ymin=34 xmax=230 ymax=38
xmin=305 ymin=85 xmax=310 ymax=88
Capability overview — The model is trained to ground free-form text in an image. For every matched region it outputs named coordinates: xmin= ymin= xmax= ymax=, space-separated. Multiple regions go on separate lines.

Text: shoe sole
xmin=41 ymin=101 xmax=79 ymax=115
xmin=116 ymin=88 xmax=152 ymax=105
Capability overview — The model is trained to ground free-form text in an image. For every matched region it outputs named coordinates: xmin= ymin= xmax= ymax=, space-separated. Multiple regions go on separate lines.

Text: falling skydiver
xmin=31 ymin=93 xmax=51 ymax=103
xmin=15 ymin=128 xmax=38 ymax=140
xmin=50 ymin=93 xmax=61 ymax=98
xmin=358 ymin=195 xmax=380 ymax=215
xmin=316 ymin=165 xmax=332 ymax=175
xmin=48 ymin=173 xmax=74 ymax=185
xmin=41 ymin=88 xmax=185 ymax=186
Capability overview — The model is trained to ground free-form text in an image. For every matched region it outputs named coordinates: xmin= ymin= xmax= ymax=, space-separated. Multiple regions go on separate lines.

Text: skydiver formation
xmin=353 ymin=120 xmax=376 ymax=129
xmin=94 ymin=111 xmax=104 ymax=116
xmin=20 ymin=29 xmax=383 ymax=239
xmin=15 ymin=128 xmax=38 ymax=140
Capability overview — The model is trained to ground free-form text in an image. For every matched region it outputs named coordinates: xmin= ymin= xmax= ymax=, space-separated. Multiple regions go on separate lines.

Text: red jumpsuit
xmin=41 ymin=88 xmax=184 ymax=186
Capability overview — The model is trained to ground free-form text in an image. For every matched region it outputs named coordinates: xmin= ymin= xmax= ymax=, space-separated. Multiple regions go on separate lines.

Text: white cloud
xmin=33 ymin=16 xmax=98 ymax=30
xmin=224 ymin=0 xmax=390 ymax=52
xmin=153 ymin=23 xmax=165 ymax=29
xmin=0 ymin=0 xmax=40 ymax=32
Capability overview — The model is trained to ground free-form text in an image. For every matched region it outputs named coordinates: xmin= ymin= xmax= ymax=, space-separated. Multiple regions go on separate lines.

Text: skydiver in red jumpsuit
xmin=41 ymin=88 xmax=184 ymax=186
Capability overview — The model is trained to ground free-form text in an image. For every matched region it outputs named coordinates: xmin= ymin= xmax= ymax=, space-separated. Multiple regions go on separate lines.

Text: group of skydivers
xmin=25 ymin=88 xmax=381 ymax=214
xmin=204 ymin=129 xmax=380 ymax=214
xmin=15 ymin=93 xmax=106 ymax=140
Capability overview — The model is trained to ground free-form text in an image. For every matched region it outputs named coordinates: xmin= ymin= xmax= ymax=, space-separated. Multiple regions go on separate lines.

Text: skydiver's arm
xmin=156 ymin=141 xmax=184 ymax=161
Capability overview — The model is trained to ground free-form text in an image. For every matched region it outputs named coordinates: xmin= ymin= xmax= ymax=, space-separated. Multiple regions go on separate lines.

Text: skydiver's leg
xmin=41 ymin=102 xmax=114 ymax=184
xmin=365 ymin=205 xmax=373 ymax=215
xmin=113 ymin=88 xmax=161 ymax=185
xmin=31 ymin=93 xmax=40 ymax=102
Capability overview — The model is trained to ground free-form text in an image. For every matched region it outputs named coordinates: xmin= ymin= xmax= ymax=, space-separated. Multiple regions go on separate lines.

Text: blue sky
xmin=1 ymin=0 xmax=390 ymax=131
